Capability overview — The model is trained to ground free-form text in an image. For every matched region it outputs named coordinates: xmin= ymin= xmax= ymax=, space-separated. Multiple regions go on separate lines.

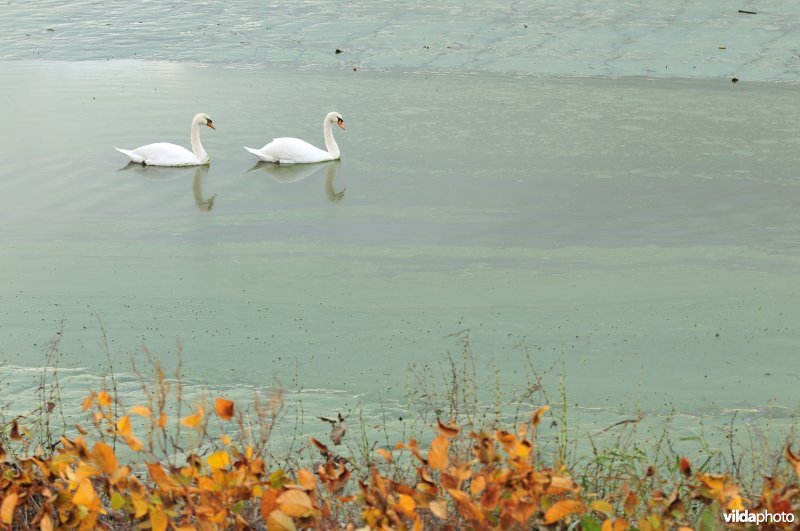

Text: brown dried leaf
xmin=215 ymin=398 xmax=235 ymax=420
xmin=267 ymin=510 xmax=297 ymax=531
xmin=786 ymin=445 xmax=800 ymax=477
xmin=429 ymin=499 xmax=448 ymax=519
xmin=623 ymin=491 xmax=638 ymax=516
xmin=679 ymin=457 xmax=691 ymax=477
xmin=437 ymin=418 xmax=460 ymax=438
xmin=531 ymin=405 xmax=551 ymax=428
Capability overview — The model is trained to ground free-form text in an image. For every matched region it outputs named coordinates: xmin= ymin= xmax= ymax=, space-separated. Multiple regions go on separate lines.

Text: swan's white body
xmin=244 ymin=112 xmax=344 ymax=164
xmin=116 ymin=113 xmax=215 ymax=166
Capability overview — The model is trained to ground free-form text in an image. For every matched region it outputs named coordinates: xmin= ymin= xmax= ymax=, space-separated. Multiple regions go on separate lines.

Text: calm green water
xmin=1 ymin=1 xmax=800 ymax=452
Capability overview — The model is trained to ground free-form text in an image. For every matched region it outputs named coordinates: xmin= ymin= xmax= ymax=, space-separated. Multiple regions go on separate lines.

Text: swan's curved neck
xmin=190 ymin=121 xmax=208 ymax=163
xmin=323 ymin=118 xmax=340 ymax=160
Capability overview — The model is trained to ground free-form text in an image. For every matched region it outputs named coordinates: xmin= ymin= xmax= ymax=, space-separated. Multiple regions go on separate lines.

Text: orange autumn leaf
xmin=116 ymin=415 xmax=132 ymax=436
xmin=82 ymin=392 xmax=95 ymax=411
xmin=531 ymin=405 xmax=551 ymax=428
xmin=129 ymin=405 xmax=151 ymax=417
xmin=428 ymin=435 xmax=449 ymax=470
xmin=261 ymin=489 xmax=280 ymax=520
xmin=1 ymin=492 xmax=17 ymax=525
xmin=376 ymin=448 xmax=392 ymax=463
xmin=277 ymin=489 xmax=314 ymax=518
xmin=148 ymin=463 xmax=177 ymax=491
xmin=149 ymin=507 xmax=168 ymax=531
xmin=124 ymin=433 xmax=143 ymax=452
xmin=623 ymin=490 xmax=638 ymax=515
xmin=181 ymin=406 xmax=204 ymax=428
xmin=98 ymin=390 xmax=113 ymax=407
xmin=543 ymin=499 xmax=586 ymax=524
xmin=437 ymin=418 xmax=460 ymax=438
xmin=297 ymin=469 xmax=316 ymax=491
xmin=91 ymin=442 xmax=118 ymax=474
xmin=157 ymin=412 xmax=168 ymax=429
xmin=215 ymin=398 xmax=235 ymax=420
xmin=603 ymin=519 xmax=630 ymax=531
xmin=72 ymin=478 xmax=97 ymax=506
xmin=394 ymin=493 xmax=416 ymax=517
xmin=469 ymin=474 xmax=486 ymax=495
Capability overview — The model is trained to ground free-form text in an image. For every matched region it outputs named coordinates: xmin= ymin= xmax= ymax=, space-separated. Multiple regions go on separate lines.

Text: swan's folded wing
xmin=115 ymin=147 xmax=146 ymax=164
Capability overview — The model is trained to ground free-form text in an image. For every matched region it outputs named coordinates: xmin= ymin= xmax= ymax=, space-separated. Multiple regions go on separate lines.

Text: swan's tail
xmin=243 ymin=146 xmax=275 ymax=162
xmin=115 ymin=148 xmax=146 ymax=164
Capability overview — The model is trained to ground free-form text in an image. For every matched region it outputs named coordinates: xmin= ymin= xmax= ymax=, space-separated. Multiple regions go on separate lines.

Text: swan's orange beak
xmin=207 ymin=122 xmax=216 ymax=130
xmin=337 ymin=118 xmax=345 ymax=130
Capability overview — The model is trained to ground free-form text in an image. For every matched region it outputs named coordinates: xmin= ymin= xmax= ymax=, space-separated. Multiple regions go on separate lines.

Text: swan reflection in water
xmin=117 ymin=164 xmax=217 ymax=211
xmin=249 ymin=160 xmax=345 ymax=203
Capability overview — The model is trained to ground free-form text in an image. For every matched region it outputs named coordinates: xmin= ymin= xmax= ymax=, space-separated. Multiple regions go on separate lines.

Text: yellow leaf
xmin=267 ymin=510 xmax=297 ymax=531
xmin=129 ymin=405 xmax=151 ymax=417
xmin=72 ymin=478 xmax=97 ymax=506
xmin=149 ymin=507 xmax=168 ymax=531
xmin=429 ymin=499 xmax=448 ymax=519
xmin=1 ymin=492 xmax=17 ymax=524
xmin=220 ymin=434 xmax=231 ymax=446
xmin=98 ymin=390 xmax=112 ymax=407
xmin=116 ymin=415 xmax=132 ymax=436
xmin=427 ymin=435 xmax=449 ymax=470
xmin=215 ymin=398 xmax=235 ymax=420
xmin=181 ymin=406 xmax=204 ymax=428
xmin=130 ymin=492 xmax=148 ymax=518
xmin=157 ymin=413 xmax=168 ymax=429
xmin=589 ymin=500 xmax=614 ymax=516
xmin=91 ymin=442 xmax=118 ymax=475
xmin=206 ymin=451 xmax=230 ymax=471
xmin=543 ymin=499 xmax=586 ymax=524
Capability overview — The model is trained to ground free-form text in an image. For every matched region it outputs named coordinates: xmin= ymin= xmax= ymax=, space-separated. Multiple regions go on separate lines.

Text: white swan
xmin=115 ymin=113 xmax=215 ymax=166
xmin=244 ymin=111 xmax=345 ymax=164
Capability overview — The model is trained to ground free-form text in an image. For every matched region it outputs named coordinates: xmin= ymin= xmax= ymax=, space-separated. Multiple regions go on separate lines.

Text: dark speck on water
xmin=335 ymin=48 xmax=342 ymax=54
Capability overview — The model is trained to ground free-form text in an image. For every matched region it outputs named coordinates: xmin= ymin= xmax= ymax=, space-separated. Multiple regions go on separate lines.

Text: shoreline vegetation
xmin=1 ymin=328 xmax=799 ymax=529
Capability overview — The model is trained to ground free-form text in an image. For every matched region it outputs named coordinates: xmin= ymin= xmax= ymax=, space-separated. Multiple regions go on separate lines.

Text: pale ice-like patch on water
xmin=1 ymin=0 xmax=799 ymax=80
